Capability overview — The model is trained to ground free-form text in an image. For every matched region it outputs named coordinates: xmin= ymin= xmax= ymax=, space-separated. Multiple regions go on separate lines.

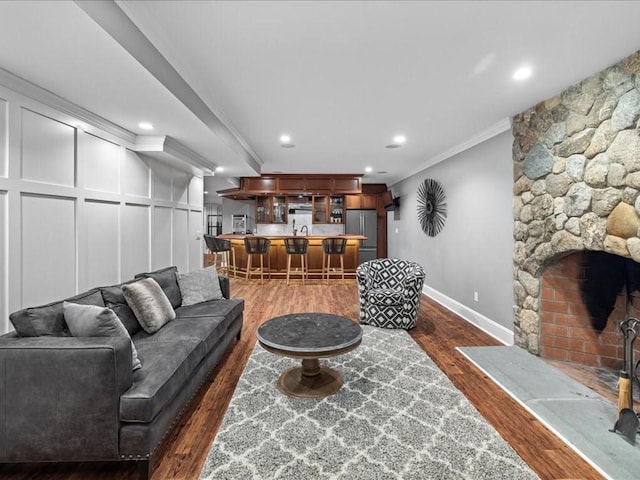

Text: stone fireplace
xmin=512 ymin=49 xmax=640 ymax=367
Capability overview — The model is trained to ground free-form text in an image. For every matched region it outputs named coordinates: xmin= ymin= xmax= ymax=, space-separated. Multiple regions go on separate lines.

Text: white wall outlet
xmin=474 ymin=291 xmax=479 ymax=302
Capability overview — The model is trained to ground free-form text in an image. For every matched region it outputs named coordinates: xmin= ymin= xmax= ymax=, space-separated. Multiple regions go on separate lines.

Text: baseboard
xmin=422 ymin=285 xmax=514 ymax=346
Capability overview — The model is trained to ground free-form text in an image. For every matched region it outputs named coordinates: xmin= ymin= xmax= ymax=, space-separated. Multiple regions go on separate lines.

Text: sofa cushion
xmin=63 ymin=302 xmax=142 ymax=370
xmin=175 ymin=298 xmax=244 ymax=328
xmin=176 ymin=267 xmax=223 ymax=306
xmin=135 ymin=266 xmax=182 ymax=309
xmin=122 ymin=278 xmax=176 ymax=334
xmin=99 ymin=282 xmax=141 ymax=336
xmin=121 ymin=316 xmax=227 ymax=423
xmin=9 ymin=289 xmax=105 ymax=337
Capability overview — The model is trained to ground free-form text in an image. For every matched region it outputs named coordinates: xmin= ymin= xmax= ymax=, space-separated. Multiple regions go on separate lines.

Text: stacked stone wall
xmin=512 ymin=50 xmax=640 ymax=354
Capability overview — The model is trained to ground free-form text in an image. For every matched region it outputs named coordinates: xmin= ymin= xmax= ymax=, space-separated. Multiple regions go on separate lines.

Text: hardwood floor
xmin=0 ymin=279 xmax=603 ymax=479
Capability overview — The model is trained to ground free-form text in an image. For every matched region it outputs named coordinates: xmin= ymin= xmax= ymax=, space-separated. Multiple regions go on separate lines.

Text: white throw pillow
xmin=176 ymin=266 xmax=224 ymax=306
xmin=122 ymin=277 xmax=176 ymax=333
xmin=63 ymin=301 xmax=142 ymax=370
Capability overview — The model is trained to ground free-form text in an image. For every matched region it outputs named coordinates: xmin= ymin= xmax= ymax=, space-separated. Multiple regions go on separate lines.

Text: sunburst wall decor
xmin=417 ymin=178 xmax=447 ymax=236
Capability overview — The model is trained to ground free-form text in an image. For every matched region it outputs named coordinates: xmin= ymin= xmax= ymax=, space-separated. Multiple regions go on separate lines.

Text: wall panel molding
xmin=0 ymin=191 xmax=7 ymax=334
xmin=0 ymin=86 xmax=204 ymax=334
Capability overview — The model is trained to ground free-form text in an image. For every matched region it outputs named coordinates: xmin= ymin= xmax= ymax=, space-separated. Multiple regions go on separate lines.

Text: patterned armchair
xmin=356 ymin=258 xmax=425 ymax=329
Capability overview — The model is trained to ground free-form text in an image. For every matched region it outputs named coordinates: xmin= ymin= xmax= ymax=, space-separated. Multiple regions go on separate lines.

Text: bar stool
xmin=284 ymin=237 xmax=309 ymax=285
xmin=322 ymin=237 xmax=347 ymax=284
xmin=204 ymin=235 xmax=236 ymax=277
xmin=244 ymin=237 xmax=271 ymax=283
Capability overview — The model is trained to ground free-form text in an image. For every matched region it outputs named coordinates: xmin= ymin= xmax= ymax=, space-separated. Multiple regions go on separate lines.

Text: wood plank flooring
xmin=0 ymin=279 xmax=603 ymax=479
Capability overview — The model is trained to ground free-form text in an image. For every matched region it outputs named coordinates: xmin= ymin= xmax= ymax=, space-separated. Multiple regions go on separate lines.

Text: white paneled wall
xmin=153 ymin=206 xmax=172 ymax=270
xmin=0 ymin=85 xmax=204 ymax=334
xmin=82 ymin=133 xmax=120 ymax=194
xmin=122 ymin=203 xmax=151 ymax=280
xmin=21 ymin=109 xmax=75 ymax=187
xmin=83 ymin=200 xmax=119 ymax=288
xmin=0 ymin=97 xmax=7 ymax=177
xmin=21 ymin=194 xmax=76 ymax=306
xmin=0 ymin=191 xmax=7 ymax=334
xmin=172 ymin=208 xmax=189 ymax=273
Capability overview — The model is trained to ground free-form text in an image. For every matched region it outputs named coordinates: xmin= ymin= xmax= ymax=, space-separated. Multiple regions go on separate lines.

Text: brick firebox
xmin=540 ymin=251 xmax=640 ymax=370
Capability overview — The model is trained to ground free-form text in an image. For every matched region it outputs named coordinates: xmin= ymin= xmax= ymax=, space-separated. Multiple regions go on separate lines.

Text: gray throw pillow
xmin=176 ymin=267 xmax=224 ymax=306
xmin=121 ymin=277 xmax=176 ymax=334
xmin=63 ymin=301 xmax=142 ymax=371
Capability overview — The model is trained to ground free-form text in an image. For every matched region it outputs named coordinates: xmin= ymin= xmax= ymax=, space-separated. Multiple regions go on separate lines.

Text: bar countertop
xmin=218 ymin=234 xmax=367 ymax=240
xmin=211 ymin=234 xmax=366 ymax=277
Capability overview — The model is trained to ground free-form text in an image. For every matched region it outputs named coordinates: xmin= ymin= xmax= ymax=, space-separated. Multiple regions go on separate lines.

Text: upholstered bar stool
xmin=204 ymin=235 xmax=236 ymax=277
xmin=284 ymin=237 xmax=309 ymax=285
xmin=244 ymin=236 xmax=271 ymax=283
xmin=322 ymin=237 xmax=347 ymax=284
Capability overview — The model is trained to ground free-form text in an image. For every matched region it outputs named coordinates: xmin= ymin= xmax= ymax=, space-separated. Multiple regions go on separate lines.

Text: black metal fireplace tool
xmin=610 ymin=316 xmax=640 ymax=443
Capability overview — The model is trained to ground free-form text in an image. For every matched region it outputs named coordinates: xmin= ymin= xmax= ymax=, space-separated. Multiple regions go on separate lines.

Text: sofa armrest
xmin=0 ymin=336 xmax=133 ymax=462
xmin=219 ymin=275 xmax=230 ymax=299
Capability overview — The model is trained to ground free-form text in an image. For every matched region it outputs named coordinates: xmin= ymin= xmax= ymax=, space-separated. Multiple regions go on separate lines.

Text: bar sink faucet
xmin=301 ymin=225 xmax=309 ymax=236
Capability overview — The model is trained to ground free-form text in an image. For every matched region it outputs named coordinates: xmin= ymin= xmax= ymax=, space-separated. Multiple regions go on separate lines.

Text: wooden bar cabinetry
xmin=218 ymin=235 xmax=364 ymax=278
xmin=256 ymin=195 xmax=287 ymax=223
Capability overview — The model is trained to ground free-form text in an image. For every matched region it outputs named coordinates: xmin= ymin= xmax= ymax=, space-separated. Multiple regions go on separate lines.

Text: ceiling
xmin=1 ymin=1 xmax=640 ymax=199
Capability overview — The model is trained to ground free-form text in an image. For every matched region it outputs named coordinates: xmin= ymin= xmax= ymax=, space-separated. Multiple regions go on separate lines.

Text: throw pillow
xmin=122 ymin=277 xmax=176 ymax=334
xmin=62 ymin=301 xmax=142 ymax=371
xmin=9 ymin=289 xmax=105 ymax=337
xmin=99 ymin=283 xmax=142 ymax=336
xmin=176 ymin=267 xmax=224 ymax=306
xmin=134 ymin=266 xmax=182 ymax=309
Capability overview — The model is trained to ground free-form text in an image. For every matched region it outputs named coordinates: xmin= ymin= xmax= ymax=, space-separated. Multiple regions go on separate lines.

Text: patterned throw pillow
xmin=176 ymin=267 xmax=224 ymax=306
xmin=63 ymin=301 xmax=142 ymax=370
xmin=122 ymin=277 xmax=176 ymax=334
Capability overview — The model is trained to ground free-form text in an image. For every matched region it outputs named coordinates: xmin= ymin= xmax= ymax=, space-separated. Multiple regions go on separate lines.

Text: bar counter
xmin=211 ymin=234 xmax=367 ymax=278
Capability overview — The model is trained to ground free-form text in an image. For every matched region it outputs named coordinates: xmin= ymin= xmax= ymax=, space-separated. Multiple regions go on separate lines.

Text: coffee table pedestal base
xmin=278 ymin=358 xmax=343 ymax=399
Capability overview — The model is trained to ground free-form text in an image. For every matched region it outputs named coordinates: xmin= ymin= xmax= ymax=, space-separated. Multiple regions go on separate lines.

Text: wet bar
xmin=211 ymin=234 xmax=367 ymax=278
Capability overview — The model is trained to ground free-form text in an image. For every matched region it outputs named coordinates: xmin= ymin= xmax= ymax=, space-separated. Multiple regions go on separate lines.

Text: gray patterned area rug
xmin=199 ymin=326 xmax=538 ymax=479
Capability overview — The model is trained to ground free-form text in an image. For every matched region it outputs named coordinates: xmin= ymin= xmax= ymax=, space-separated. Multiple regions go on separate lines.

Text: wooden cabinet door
xmin=245 ymin=177 xmax=277 ymax=193
xmin=305 ymin=177 xmax=331 ymax=194
xmin=345 ymin=195 xmax=361 ymax=209
xmin=272 ymin=196 xmax=287 ymax=223
xmin=278 ymin=177 xmax=305 ymax=192
xmin=256 ymin=196 xmax=271 ymax=223
xmin=312 ymin=195 xmax=328 ymax=223
xmin=333 ymin=177 xmax=361 ymax=193
xmin=361 ymin=194 xmax=378 ymax=209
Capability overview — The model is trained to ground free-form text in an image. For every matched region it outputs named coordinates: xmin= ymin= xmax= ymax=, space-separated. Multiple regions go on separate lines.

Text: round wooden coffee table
xmin=256 ymin=313 xmax=363 ymax=399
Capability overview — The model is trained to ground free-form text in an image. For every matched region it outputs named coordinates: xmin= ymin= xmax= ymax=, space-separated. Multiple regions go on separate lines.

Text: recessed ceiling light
xmin=203 ymin=190 xmax=209 ymax=194
xmin=215 ymin=166 xmax=224 ymax=172
xmin=138 ymin=122 xmax=154 ymax=130
xmin=513 ymin=66 xmax=532 ymax=81
xmin=279 ymin=134 xmax=295 ymax=148
xmin=365 ymin=166 xmax=373 ymax=173
xmin=393 ymin=135 xmax=406 ymax=144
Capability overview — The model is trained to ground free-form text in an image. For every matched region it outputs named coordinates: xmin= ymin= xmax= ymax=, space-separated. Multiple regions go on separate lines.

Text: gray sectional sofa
xmin=0 ymin=266 xmax=243 ymax=478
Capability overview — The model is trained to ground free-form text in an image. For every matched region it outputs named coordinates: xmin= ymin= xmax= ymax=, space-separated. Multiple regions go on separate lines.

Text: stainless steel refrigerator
xmin=345 ymin=209 xmax=377 ymax=265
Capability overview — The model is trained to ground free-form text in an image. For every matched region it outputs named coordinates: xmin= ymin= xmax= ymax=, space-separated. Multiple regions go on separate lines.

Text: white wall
xmin=388 ymin=131 xmax=515 ymax=344
xmin=0 ymin=85 xmax=204 ymax=334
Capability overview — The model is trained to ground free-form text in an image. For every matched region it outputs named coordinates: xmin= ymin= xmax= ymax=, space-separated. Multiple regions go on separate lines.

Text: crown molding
xmin=0 ymin=67 xmax=136 ymax=144
xmin=133 ymin=135 xmax=216 ymax=173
